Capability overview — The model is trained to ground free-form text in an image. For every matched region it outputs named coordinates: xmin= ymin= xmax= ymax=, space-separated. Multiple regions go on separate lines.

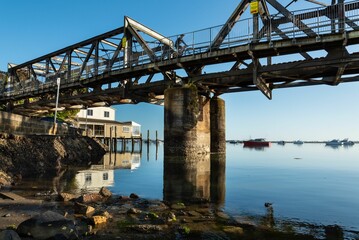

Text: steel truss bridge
xmin=1 ymin=0 xmax=359 ymax=116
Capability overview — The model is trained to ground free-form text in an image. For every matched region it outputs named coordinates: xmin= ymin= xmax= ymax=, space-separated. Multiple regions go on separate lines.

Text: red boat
xmin=243 ymin=138 xmax=271 ymax=147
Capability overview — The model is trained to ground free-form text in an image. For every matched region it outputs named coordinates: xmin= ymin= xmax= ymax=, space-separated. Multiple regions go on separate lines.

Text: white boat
xmin=293 ymin=140 xmax=304 ymax=145
xmin=325 ymin=139 xmax=342 ymax=146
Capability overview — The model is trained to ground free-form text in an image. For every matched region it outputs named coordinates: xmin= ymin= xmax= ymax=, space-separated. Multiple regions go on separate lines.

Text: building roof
xmin=121 ymin=121 xmax=141 ymax=126
xmin=77 ymin=117 xmax=122 ymax=125
xmin=86 ymin=106 xmax=116 ymax=110
xmin=77 ymin=118 xmax=140 ymax=126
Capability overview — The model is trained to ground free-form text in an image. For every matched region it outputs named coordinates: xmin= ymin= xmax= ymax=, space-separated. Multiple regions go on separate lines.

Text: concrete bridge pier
xmin=164 ymin=86 xmax=210 ymax=156
xmin=163 ymin=87 xmax=226 ymax=203
xmin=210 ymin=96 xmax=226 ymax=153
xmin=164 ymin=87 xmax=226 ymax=155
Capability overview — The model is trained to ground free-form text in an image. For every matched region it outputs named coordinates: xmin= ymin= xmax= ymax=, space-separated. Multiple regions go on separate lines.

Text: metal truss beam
xmin=210 ymin=0 xmax=249 ymax=50
xmin=305 ymin=0 xmax=328 ymax=7
xmin=9 ymin=27 xmax=124 ymax=72
xmin=266 ymin=0 xmax=316 ymax=37
xmin=3 ymin=1 xmax=359 ymax=115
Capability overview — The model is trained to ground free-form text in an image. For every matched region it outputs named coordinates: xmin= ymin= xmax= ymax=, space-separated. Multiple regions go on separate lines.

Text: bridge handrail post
xmin=209 ymin=27 xmax=212 ymax=53
xmin=270 ymin=17 xmax=273 ymax=41
xmin=227 ymin=22 xmax=230 ymax=49
xmin=247 ymin=18 xmax=250 ymax=44
xmin=192 ymin=31 xmax=195 ymax=56
xmin=292 ymin=11 xmax=295 ymax=40
xmin=317 ymin=7 xmax=320 ymax=37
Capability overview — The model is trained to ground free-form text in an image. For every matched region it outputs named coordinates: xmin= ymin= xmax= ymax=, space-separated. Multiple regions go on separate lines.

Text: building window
xmin=94 ymin=125 xmax=104 ymax=136
xmin=132 ymin=126 xmax=141 ymax=136
xmin=87 ymin=109 xmax=93 ymax=116
xmin=104 ymin=111 xmax=110 ymax=118
xmin=103 ymin=172 xmax=108 ymax=181
xmin=85 ymin=173 xmax=92 ymax=183
xmin=123 ymin=126 xmax=130 ymax=133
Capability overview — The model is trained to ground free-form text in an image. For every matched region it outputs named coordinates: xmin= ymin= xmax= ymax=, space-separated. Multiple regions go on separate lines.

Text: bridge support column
xmin=164 ymin=86 xmax=210 ymax=156
xmin=210 ymin=153 xmax=226 ymax=207
xmin=210 ymin=97 xmax=226 ymax=153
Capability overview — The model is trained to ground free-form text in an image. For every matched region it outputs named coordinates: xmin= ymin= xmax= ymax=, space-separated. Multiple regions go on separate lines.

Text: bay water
xmin=104 ymin=142 xmax=359 ymax=238
xmin=16 ymin=141 xmax=359 ymax=238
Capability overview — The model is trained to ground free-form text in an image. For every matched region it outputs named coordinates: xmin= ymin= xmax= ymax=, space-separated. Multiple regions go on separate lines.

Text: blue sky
xmin=1 ymin=0 xmax=358 ymax=141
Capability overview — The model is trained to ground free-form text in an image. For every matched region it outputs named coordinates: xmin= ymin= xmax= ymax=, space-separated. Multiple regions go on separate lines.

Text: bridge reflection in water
xmin=164 ymin=154 xmax=212 ymax=203
xmin=72 ymin=144 xmax=351 ymax=239
xmin=74 ymin=143 xmax=226 ymax=207
xmin=13 ymin=142 xmax=356 ymax=239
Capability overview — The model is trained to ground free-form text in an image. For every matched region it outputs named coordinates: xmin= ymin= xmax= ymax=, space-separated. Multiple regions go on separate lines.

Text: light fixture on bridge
xmin=69 ymin=104 xmax=84 ymax=109
xmin=155 ymin=94 xmax=164 ymax=100
xmin=92 ymin=101 xmax=108 ymax=107
xmin=34 ymin=110 xmax=49 ymax=114
xmin=51 ymin=107 xmax=65 ymax=112
xmin=119 ymin=99 xmax=133 ymax=104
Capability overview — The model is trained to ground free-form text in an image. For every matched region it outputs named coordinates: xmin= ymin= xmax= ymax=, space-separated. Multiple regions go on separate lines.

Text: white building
xmin=76 ymin=107 xmax=141 ymax=139
xmin=77 ymin=106 xmax=115 ymax=121
xmin=75 ymin=167 xmax=114 ymax=193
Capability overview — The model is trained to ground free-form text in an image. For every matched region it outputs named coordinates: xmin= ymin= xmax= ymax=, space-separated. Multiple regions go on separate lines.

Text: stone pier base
xmin=164 ymin=86 xmax=210 ymax=156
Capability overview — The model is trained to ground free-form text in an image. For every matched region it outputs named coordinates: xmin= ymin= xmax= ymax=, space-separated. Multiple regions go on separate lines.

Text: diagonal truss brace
xmin=248 ymin=50 xmax=272 ymax=99
xmin=209 ymin=0 xmax=250 ymax=50
xmin=266 ymin=0 xmax=317 ymax=37
xmin=322 ymin=46 xmax=349 ymax=85
xmin=124 ymin=16 xmax=174 ymax=63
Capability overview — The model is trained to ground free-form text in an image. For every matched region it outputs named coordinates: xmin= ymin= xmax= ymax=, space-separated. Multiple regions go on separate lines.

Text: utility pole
xmin=53 ymin=77 xmax=61 ymax=134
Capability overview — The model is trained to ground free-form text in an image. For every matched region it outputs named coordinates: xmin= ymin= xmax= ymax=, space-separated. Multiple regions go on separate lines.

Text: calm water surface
xmin=18 ymin=142 xmax=359 ymax=238
xmin=104 ymin=142 xmax=359 ymax=238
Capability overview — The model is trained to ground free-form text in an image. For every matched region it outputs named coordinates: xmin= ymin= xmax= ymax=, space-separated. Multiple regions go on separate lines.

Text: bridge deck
xmin=1 ymin=1 xmax=359 ymax=116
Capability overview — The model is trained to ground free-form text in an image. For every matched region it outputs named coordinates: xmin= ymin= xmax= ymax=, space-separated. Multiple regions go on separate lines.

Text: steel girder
xmin=2 ymin=0 xmax=359 ymax=116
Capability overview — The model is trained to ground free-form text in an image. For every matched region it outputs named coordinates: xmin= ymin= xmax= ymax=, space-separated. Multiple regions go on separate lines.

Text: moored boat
xmin=341 ymin=138 xmax=355 ymax=146
xmin=243 ymin=138 xmax=271 ymax=147
xmin=293 ymin=140 xmax=304 ymax=145
xmin=325 ymin=139 xmax=342 ymax=146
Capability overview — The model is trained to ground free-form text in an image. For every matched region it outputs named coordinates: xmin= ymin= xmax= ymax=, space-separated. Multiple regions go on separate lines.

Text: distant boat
xmin=325 ymin=139 xmax=342 ymax=146
xmin=277 ymin=140 xmax=285 ymax=145
xmin=293 ymin=140 xmax=304 ymax=145
xmin=243 ymin=138 xmax=271 ymax=147
xmin=341 ymin=138 xmax=355 ymax=146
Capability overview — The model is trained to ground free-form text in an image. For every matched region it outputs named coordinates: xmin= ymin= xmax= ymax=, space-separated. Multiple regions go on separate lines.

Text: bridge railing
xmin=125 ymin=1 xmax=359 ymax=67
xmin=2 ymin=1 xmax=359 ymax=99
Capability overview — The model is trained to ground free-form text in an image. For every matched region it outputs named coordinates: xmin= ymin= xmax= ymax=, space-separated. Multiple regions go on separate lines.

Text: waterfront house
xmin=76 ymin=107 xmax=141 ymax=139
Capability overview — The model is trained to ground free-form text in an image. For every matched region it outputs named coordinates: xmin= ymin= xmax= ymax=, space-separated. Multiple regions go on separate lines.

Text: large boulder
xmin=17 ymin=210 xmax=78 ymax=239
xmin=59 ymin=192 xmax=77 ymax=202
xmin=74 ymin=202 xmax=95 ymax=217
xmin=99 ymin=186 xmax=112 ymax=198
xmin=77 ymin=193 xmax=104 ymax=204
xmin=0 ymin=171 xmax=12 ymax=186
xmin=0 ymin=230 xmax=21 ymax=240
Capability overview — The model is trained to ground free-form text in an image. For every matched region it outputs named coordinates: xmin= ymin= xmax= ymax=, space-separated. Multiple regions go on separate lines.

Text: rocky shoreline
xmin=0 ymin=134 xmax=107 ymax=186
xmin=0 ymin=187 xmax=320 ymax=240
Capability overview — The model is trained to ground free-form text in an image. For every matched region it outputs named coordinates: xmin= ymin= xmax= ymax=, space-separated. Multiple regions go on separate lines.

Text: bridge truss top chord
xmin=1 ymin=0 xmax=359 ymax=116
